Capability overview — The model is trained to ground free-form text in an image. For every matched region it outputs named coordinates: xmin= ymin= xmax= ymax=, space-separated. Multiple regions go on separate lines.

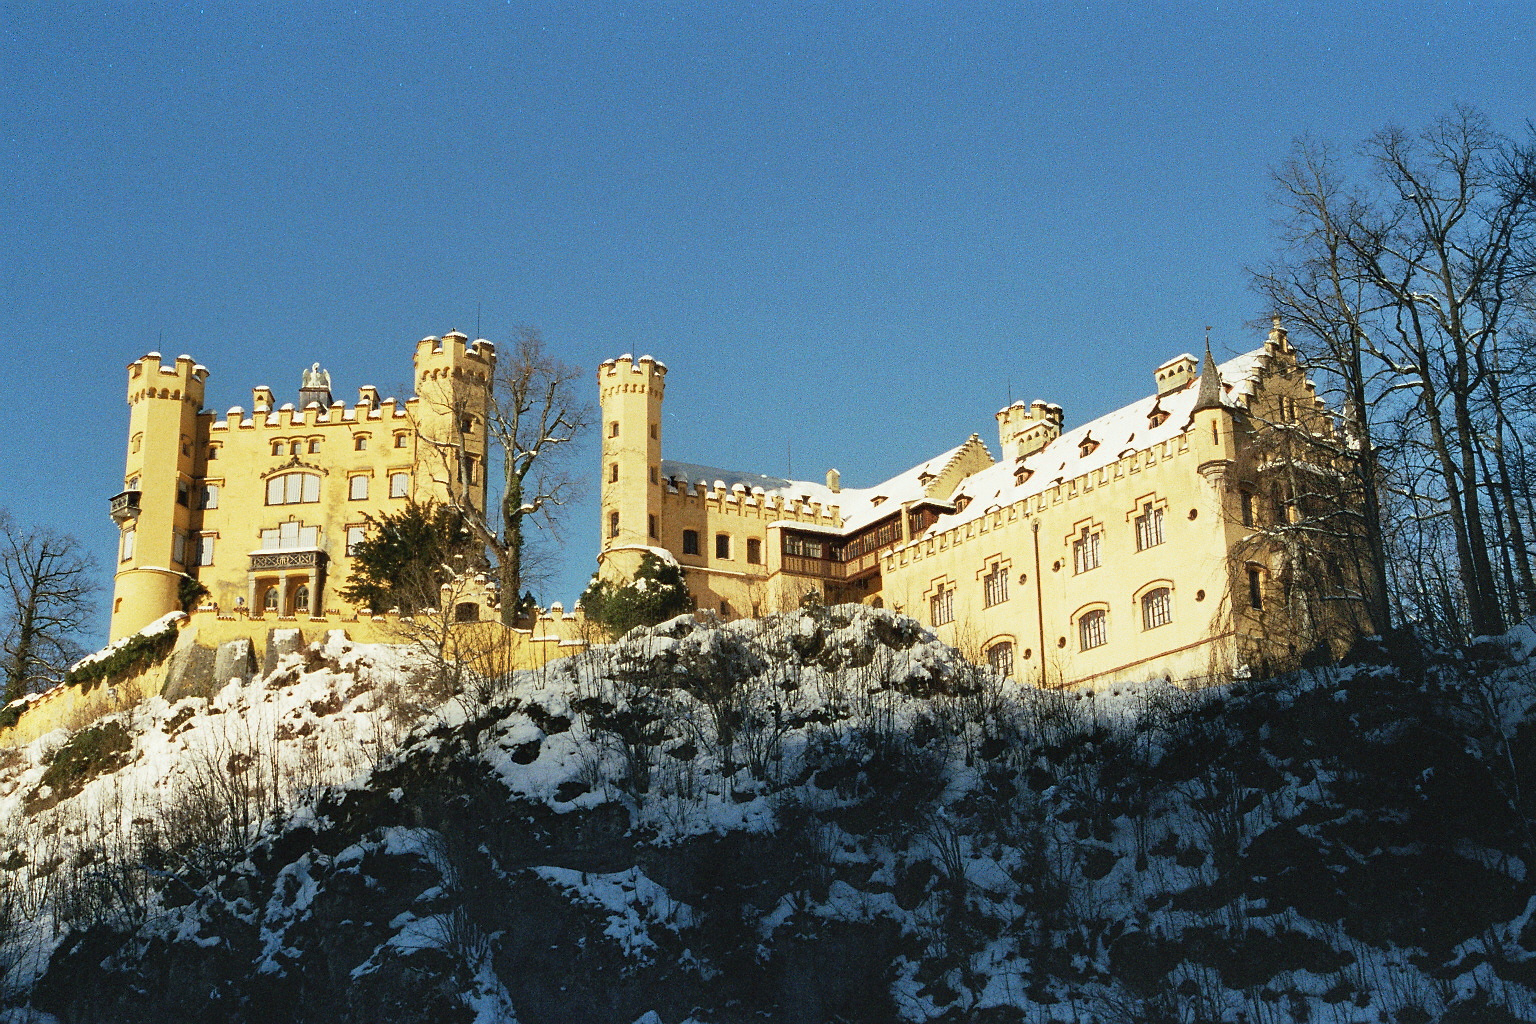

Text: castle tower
xmin=109 ymin=353 xmax=210 ymax=640
xmin=995 ymin=399 xmax=1063 ymax=463
xmin=412 ymin=330 xmax=495 ymax=514
xmin=596 ymin=354 xmax=666 ymax=579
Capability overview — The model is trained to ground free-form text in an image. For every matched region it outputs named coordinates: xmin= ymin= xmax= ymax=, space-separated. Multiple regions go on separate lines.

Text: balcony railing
xmin=109 ymin=490 xmax=142 ymax=524
xmin=249 ymin=549 xmax=326 ymax=573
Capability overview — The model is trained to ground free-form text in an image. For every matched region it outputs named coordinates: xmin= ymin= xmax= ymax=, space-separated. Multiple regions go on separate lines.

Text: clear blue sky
xmin=2 ymin=2 xmax=1531 ymax=640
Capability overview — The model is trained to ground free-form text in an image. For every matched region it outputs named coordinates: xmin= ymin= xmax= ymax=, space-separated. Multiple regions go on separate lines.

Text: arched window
xmin=455 ymin=602 xmax=479 ymax=623
xmin=266 ymin=472 xmax=320 ymax=505
xmin=262 ymin=587 xmax=278 ymax=612
xmin=986 ymin=641 xmax=1014 ymax=679
xmin=1141 ymin=587 xmax=1172 ymax=630
xmin=293 ymin=585 xmax=310 ymax=614
xmin=1078 ymin=609 xmax=1107 ymax=651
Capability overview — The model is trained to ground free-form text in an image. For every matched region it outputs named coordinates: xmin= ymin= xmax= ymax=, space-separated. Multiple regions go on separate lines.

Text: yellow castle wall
xmin=109 ymin=334 xmax=492 ymax=641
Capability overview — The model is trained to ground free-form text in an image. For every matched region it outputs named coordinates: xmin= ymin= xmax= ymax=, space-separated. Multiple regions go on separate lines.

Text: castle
xmin=597 ymin=320 xmax=1372 ymax=687
xmin=107 ymin=319 xmax=1369 ymax=691
xmin=108 ymin=332 xmax=493 ymax=641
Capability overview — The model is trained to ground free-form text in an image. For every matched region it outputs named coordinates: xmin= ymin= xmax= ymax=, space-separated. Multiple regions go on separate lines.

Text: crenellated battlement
xmin=126 ymin=352 xmax=209 ymax=407
xmin=598 ymin=353 xmax=667 ymax=398
xmin=889 ymin=430 xmax=1195 ymax=572
xmin=659 ymin=475 xmax=842 ymax=526
xmin=205 ymin=396 xmax=416 ymax=432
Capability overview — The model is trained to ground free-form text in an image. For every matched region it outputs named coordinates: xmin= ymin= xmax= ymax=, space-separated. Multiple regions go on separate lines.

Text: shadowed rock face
xmin=13 ymin=609 xmax=1536 ymax=1023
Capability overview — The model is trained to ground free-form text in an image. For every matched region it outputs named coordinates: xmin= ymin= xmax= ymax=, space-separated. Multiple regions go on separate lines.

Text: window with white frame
xmin=987 ymin=641 xmax=1014 ymax=678
xmin=197 ymin=534 xmax=215 ymax=566
xmin=983 ymin=564 xmax=1009 ymax=607
xmin=260 ymin=522 xmax=318 ymax=550
xmin=346 ymin=525 xmax=366 ymax=556
xmin=1142 ymin=587 xmax=1172 ymax=629
xmin=172 ymin=531 xmax=188 ymax=565
xmin=1079 ymin=609 xmax=1107 ymax=650
xmin=1072 ymin=527 xmax=1101 ymax=574
xmin=349 ymin=475 xmax=369 ymax=500
xmin=120 ymin=527 xmax=135 ymax=562
xmin=200 ymin=483 xmax=220 ymax=509
xmin=389 ymin=472 xmax=409 ymax=498
xmin=1135 ymin=502 xmax=1165 ymax=550
xmin=266 ymin=472 xmax=320 ymax=505
xmin=930 ymin=585 xmax=954 ymax=626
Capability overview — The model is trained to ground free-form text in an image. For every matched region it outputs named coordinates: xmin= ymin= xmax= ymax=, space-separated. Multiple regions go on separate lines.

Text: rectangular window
xmin=609 ymin=510 xmax=620 ymax=538
xmin=682 ymin=529 xmax=700 ymax=555
xmin=610 ymin=463 xmax=619 ymax=483
xmin=349 ymin=475 xmax=369 ymax=500
xmin=747 ymin=538 xmax=762 ymax=564
xmin=464 ymin=455 xmax=477 ymax=486
xmin=346 ymin=525 xmax=366 ymax=557
xmin=395 ymin=433 xmax=408 ymax=448
xmin=784 ymin=535 xmax=824 ymax=559
xmin=207 ymin=445 xmax=219 ymax=460
xmin=1241 ymin=490 xmax=1256 ymax=527
xmin=197 ymin=534 xmax=215 ymax=566
xmin=929 ymin=586 xmax=954 ymax=626
xmin=261 ymin=523 xmax=318 ymax=550
xmin=200 ymin=483 xmax=220 ymax=509
xmin=609 ymin=421 xmax=619 ymax=437
xmin=389 ymin=472 xmax=409 ymax=498
xmin=172 ymin=531 xmax=187 ymax=565
xmin=715 ymin=533 xmax=730 ymax=559
xmin=1142 ymin=587 xmax=1172 ymax=629
xmin=648 ymin=514 xmax=657 ymax=538
xmin=983 ymin=565 xmax=1009 ymax=607
xmin=1079 ymin=609 xmax=1107 ymax=650
xmin=120 ymin=527 xmax=135 ymax=562
xmin=1072 ymin=528 xmax=1101 ymax=574
xmin=650 ymin=466 xmax=658 ymax=484
xmin=1248 ymin=566 xmax=1264 ymax=609
xmin=1135 ymin=504 xmax=1165 ymax=550
xmin=177 ymin=480 xmax=190 ymax=507
xmin=354 ymin=435 xmax=368 ymax=451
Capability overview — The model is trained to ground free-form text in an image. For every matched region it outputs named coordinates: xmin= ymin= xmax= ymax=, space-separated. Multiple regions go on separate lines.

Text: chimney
xmin=826 ymin=468 xmax=841 ymax=493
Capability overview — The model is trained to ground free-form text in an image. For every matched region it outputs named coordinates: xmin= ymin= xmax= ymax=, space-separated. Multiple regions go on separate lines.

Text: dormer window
xmin=918 ymin=472 xmax=936 ymax=485
xmin=1013 ymin=467 xmax=1032 ymax=487
xmin=1149 ymin=407 xmax=1169 ymax=428
xmin=1078 ymin=436 xmax=1099 ymax=458
xmin=954 ymin=495 xmax=971 ymax=512
xmin=870 ymin=495 xmax=887 ymax=507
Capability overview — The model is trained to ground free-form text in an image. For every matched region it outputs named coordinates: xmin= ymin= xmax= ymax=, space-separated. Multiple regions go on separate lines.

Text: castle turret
xmin=109 ymin=353 xmax=209 ymax=640
xmin=1193 ymin=343 xmax=1237 ymax=485
xmin=596 ymin=354 xmax=667 ymax=579
xmin=995 ymin=398 xmax=1063 ymax=463
xmin=412 ymin=331 xmax=495 ymax=513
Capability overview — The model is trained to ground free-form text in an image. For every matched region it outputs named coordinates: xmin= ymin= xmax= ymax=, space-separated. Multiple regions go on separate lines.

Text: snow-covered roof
xmin=661 ymin=437 xmax=982 ymax=535
xmin=921 ymin=347 xmax=1269 ymax=538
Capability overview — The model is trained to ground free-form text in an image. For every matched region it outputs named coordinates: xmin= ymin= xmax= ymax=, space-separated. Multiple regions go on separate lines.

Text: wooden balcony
xmin=109 ymin=490 xmax=142 ymax=524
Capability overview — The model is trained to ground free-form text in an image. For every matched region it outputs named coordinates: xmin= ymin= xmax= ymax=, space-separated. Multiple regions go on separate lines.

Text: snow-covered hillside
xmin=3 ymin=607 xmax=1535 ymax=1023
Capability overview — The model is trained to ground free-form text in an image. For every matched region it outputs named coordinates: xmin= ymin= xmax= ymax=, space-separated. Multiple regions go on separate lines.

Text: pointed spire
xmin=1193 ymin=342 xmax=1224 ymax=412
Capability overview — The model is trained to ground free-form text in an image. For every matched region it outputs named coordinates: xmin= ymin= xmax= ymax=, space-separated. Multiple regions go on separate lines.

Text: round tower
xmin=596 ymin=354 xmax=666 ymax=580
xmin=109 ymin=353 xmax=209 ymax=640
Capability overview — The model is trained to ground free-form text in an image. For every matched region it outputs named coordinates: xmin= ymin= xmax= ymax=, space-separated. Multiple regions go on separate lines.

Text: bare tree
xmin=1 ymin=511 xmax=98 ymax=704
xmin=427 ymin=329 xmax=593 ymax=626
xmin=1255 ymin=109 xmax=1536 ymax=638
